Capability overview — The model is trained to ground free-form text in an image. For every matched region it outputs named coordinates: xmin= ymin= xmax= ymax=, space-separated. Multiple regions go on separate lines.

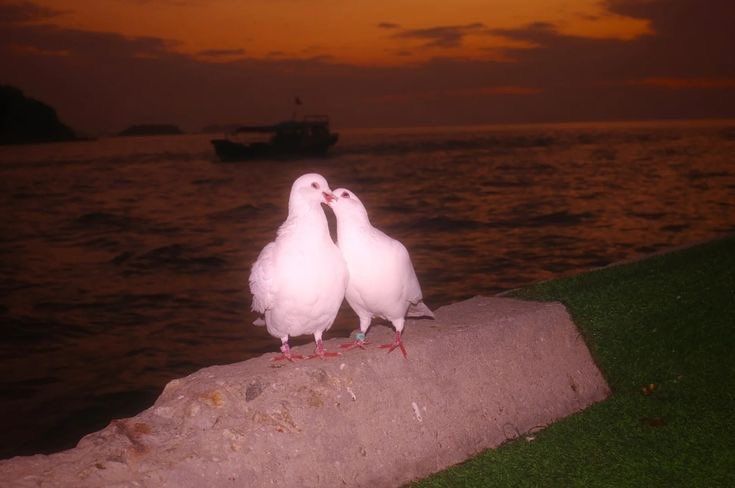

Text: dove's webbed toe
xmin=307 ymin=339 xmax=342 ymax=360
xmin=271 ymin=342 xmax=304 ymax=362
xmin=379 ymin=331 xmax=408 ymax=358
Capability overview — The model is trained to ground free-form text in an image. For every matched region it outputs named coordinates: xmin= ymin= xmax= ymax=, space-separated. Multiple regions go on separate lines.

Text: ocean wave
xmin=118 ymin=243 xmax=228 ymax=275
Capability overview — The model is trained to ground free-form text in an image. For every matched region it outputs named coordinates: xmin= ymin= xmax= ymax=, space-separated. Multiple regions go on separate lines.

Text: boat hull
xmin=211 ymin=133 xmax=338 ymax=162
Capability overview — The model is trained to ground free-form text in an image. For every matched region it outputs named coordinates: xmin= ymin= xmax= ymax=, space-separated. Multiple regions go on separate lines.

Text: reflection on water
xmin=1 ymin=121 xmax=734 ymax=458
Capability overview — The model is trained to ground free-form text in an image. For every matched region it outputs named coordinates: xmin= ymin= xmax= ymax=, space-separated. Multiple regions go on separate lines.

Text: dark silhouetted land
xmin=118 ymin=124 xmax=183 ymax=136
xmin=0 ymin=85 xmax=77 ymax=145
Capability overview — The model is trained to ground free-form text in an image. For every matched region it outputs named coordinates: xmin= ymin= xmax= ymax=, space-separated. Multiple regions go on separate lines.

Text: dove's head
xmin=288 ymin=173 xmax=335 ymax=215
xmin=328 ymin=188 xmax=370 ymax=223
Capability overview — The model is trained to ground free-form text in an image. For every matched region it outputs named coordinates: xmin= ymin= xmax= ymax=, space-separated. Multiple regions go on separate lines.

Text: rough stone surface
xmin=0 ymin=297 xmax=610 ymax=487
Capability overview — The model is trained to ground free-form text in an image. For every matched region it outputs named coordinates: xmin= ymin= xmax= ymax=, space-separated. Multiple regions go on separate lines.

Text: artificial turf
xmin=411 ymin=235 xmax=735 ymax=487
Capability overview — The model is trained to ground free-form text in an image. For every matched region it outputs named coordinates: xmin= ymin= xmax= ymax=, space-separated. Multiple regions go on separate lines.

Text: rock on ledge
xmin=0 ymin=297 xmax=610 ymax=487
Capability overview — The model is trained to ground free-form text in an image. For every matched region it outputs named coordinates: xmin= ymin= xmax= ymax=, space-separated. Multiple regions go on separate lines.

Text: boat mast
xmin=292 ymin=96 xmax=303 ymax=121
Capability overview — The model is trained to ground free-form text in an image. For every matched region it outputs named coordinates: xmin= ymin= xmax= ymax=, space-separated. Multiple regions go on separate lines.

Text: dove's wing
xmin=392 ymin=238 xmax=421 ymax=301
xmin=393 ymin=237 xmax=434 ymax=318
xmin=249 ymin=241 xmax=276 ymax=315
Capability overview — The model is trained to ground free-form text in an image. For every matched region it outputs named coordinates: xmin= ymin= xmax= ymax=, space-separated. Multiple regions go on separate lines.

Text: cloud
xmin=473 ymin=86 xmax=542 ymax=95
xmin=113 ymin=0 xmax=200 ymax=4
xmin=388 ymin=49 xmax=412 ymax=57
xmin=0 ymin=0 xmax=733 ymax=133
xmin=372 ymin=85 xmax=542 ymax=103
xmin=377 ymin=22 xmax=400 ymax=30
xmin=605 ymin=0 xmax=735 ymax=74
xmin=492 ymin=0 xmax=735 ymax=85
xmin=0 ymin=0 xmax=66 ymax=23
xmin=490 ymin=22 xmax=558 ymax=44
xmin=0 ymin=1 xmax=180 ymax=61
xmin=5 ymin=42 xmax=70 ymax=56
xmin=628 ymin=77 xmax=735 ymax=90
xmin=197 ymin=48 xmax=246 ymax=58
xmin=393 ymin=23 xmax=487 ymax=48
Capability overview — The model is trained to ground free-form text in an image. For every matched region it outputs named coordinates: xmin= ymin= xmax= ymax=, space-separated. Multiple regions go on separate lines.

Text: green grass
xmin=411 ymin=235 xmax=735 ymax=487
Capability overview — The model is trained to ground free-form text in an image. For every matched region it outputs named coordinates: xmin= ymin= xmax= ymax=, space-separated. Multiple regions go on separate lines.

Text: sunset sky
xmin=1 ymin=0 xmax=733 ymax=133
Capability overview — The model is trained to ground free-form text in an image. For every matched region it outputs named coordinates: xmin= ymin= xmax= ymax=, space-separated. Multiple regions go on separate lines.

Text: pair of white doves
xmin=249 ymin=173 xmax=434 ymax=361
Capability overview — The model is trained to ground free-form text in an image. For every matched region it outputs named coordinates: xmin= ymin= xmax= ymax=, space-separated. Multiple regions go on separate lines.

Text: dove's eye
xmin=341 ymin=191 xmax=350 ymax=198
xmin=311 ymin=182 xmax=320 ymax=189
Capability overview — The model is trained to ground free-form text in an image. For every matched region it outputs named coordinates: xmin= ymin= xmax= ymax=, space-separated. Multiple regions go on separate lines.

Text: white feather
xmin=328 ymin=188 xmax=433 ymax=337
xmin=248 ymin=174 xmax=348 ymax=346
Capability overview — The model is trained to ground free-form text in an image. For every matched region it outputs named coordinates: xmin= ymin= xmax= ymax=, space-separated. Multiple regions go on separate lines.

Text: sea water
xmin=1 ymin=120 xmax=734 ymax=457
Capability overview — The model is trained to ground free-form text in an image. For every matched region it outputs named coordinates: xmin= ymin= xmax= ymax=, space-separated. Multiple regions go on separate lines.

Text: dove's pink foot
xmin=340 ymin=332 xmax=369 ymax=350
xmin=272 ymin=343 xmax=303 ymax=362
xmin=308 ymin=339 xmax=341 ymax=360
xmin=379 ymin=331 xmax=408 ymax=358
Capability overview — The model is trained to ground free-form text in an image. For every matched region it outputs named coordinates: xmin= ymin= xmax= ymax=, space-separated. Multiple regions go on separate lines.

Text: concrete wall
xmin=0 ymin=297 xmax=610 ymax=487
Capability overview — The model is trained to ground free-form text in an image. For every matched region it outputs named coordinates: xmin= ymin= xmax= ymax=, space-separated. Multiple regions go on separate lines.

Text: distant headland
xmin=0 ymin=85 xmax=78 ymax=145
xmin=118 ymin=124 xmax=184 ymax=136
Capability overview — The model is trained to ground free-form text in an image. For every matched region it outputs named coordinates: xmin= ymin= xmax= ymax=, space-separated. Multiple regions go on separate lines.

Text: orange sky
xmin=2 ymin=0 xmax=733 ymax=132
xmin=29 ymin=0 xmax=651 ymax=64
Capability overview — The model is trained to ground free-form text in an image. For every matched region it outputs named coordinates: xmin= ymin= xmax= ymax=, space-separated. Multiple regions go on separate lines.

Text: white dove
xmin=328 ymin=188 xmax=434 ymax=358
xmin=249 ymin=173 xmax=348 ymax=361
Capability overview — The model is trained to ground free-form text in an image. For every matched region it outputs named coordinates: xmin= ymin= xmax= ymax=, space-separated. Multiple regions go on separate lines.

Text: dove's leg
xmin=308 ymin=331 xmax=341 ymax=359
xmin=272 ymin=336 xmax=303 ymax=362
xmin=379 ymin=318 xmax=407 ymax=358
xmin=340 ymin=315 xmax=372 ymax=350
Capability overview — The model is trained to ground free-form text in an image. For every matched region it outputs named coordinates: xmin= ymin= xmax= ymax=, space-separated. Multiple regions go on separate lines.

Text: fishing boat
xmin=211 ymin=115 xmax=338 ymax=162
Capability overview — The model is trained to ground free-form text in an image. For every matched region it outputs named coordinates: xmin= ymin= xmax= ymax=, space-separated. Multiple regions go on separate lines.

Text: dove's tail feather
xmin=407 ymin=301 xmax=435 ymax=319
xmin=253 ymin=317 xmax=266 ymax=326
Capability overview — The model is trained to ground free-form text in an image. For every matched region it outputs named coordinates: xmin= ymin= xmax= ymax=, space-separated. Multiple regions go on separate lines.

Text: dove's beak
xmin=322 ymin=191 xmax=336 ymax=204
